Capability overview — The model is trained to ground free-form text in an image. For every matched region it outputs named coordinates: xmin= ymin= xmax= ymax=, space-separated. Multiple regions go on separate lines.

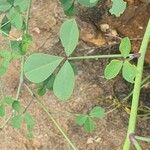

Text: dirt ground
xmin=0 ymin=0 xmax=150 ymax=150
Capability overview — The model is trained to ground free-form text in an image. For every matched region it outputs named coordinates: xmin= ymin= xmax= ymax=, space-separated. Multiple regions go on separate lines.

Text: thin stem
xmin=25 ymin=0 xmax=32 ymax=34
xmin=68 ymin=54 xmax=133 ymax=60
xmin=16 ymin=57 xmax=24 ymax=100
xmin=1 ymin=21 xmax=10 ymax=28
xmin=123 ymin=75 xmax=150 ymax=101
xmin=135 ymin=136 xmax=150 ymax=142
xmin=133 ymin=140 xmax=142 ymax=150
xmin=24 ymin=83 xmax=77 ymax=150
xmin=123 ymin=19 xmax=150 ymax=150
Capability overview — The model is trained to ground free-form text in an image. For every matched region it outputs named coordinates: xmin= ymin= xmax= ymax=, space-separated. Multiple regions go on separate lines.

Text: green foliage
xmin=24 ymin=112 xmax=35 ymax=138
xmin=12 ymin=101 xmax=21 ymax=113
xmin=24 ymin=54 xmax=63 ymax=83
xmin=89 ymin=106 xmax=105 ymax=118
xmin=104 ymin=60 xmax=123 ymax=80
xmin=104 ymin=37 xmax=137 ymax=83
xmin=14 ymin=0 xmax=30 ymax=12
xmin=19 ymin=34 xmax=32 ymax=55
xmin=119 ymin=37 xmax=131 ymax=58
xmin=60 ymin=19 xmax=79 ymax=56
xmin=1 ymin=15 xmax=11 ymax=35
xmin=122 ymin=60 xmax=137 ymax=83
xmin=75 ymin=106 xmax=105 ymax=132
xmin=37 ymin=74 xmax=55 ymax=96
xmin=11 ymin=115 xmax=23 ymax=128
xmin=0 ymin=0 xmax=30 ymax=35
xmin=0 ymin=0 xmax=12 ymax=12
xmin=53 ymin=61 xmax=75 ymax=101
xmin=109 ymin=0 xmax=127 ymax=17
xmin=7 ymin=7 xmax=23 ymax=29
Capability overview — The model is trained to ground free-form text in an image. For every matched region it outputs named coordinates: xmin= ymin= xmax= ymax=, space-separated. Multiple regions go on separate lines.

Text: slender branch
xmin=68 ymin=54 xmax=133 ymax=60
xmin=16 ymin=57 xmax=24 ymax=100
xmin=123 ymin=19 xmax=150 ymax=150
xmin=25 ymin=0 xmax=32 ymax=34
xmin=24 ymin=83 xmax=77 ymax=150
xmin=135 ymin=136 xmax=150 ymax=142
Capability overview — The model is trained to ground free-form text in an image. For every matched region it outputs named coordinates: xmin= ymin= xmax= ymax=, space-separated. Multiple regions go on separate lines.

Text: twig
xmin=24 ymin=83 xmax=77 ymax=150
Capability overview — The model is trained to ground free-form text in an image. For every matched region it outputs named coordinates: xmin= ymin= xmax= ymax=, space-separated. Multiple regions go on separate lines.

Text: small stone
xmin=87 ymin=137 xmax=94 ymax=144
xmin=100 ymin=24 xmax=110 ymax=32
xmin=110 ymin=29 xmax=118 ymax=37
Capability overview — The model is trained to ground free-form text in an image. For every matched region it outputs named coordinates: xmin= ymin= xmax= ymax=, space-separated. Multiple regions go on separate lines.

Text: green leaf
xmin=109 ymin=0 xmax=127 ymax=17
xmin=37 ymin=86 xmax=46 ymax=96
xmin=53 ymin=61 xmax=75 ymax=101
xmin=14 ymin=0 xmax=30 ymax=12
xmin=83 ymin=117 xmax=95 ymax=132
xmin=0 ymin=105 xmax=5 ymax=117
xmin=75 ymin=115 xmax=88 ymax=126
xmin=89 ymin=106 xmax=105 ymax=118
xmin=7 ymin=0 xmax=15 ymax=5
xmin=104 ymin=60 xmax=123 ymax=80
xmin=1 ymin=15 xmax=11 ymax=35
xmin=24 ymin=112 xmax=35 ymax=138
xmin=11 ymin=40 xmax=21 ymax=51
xmin=0 ymin=1 xmax=12 ymax=12
xmin=64 ymin=4 xmax=76 ymax=16
xmin=119 ymin=37 xmax=131 ymax=58
xmin=24 ymin=53 xmax=63 ymax=83
xmin=60 ymin=19 xmax=79 ymax=56
xmin=11 ymin=115 xmax=23 ymax=128
xmin=46 ymin=74 xmax=55 ymax=90
xmin=7 ymin=7 xmax=23 ymax=29
xmin=4 ymin=97 xmax=15 ymax=105
xmin=19 ymin=34 xmax=32 ymax=55
xmin=78 ymin=0 xmax=99 ymax=7
xmin=12 ymin=101 xmax=21 ymax=112
xmin=24 ymin=112 xmax=35 ymax=128
xmin=122 ymin=60 xmax=137 ymax=83
xmin=60 ymin=0 xmax=74 ymax=11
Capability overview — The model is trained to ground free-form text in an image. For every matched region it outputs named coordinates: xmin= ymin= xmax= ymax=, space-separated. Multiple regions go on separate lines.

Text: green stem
xmin=133 ymin=140 xmax=142 ymax=150
xmin=16 ymin=57 xmax=24 ymax=100
xmin=68 ymin=54 xmax=133 ymax=60
xmin=135 ymin=136 xmax=150 ymax=142
xmin=25 ymin=0 xmax=32 ymax=34
xmin=24 ymin=84 xmax=77 ymax=150
xmin=123 ymin=19 xmax=150 ymax=150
